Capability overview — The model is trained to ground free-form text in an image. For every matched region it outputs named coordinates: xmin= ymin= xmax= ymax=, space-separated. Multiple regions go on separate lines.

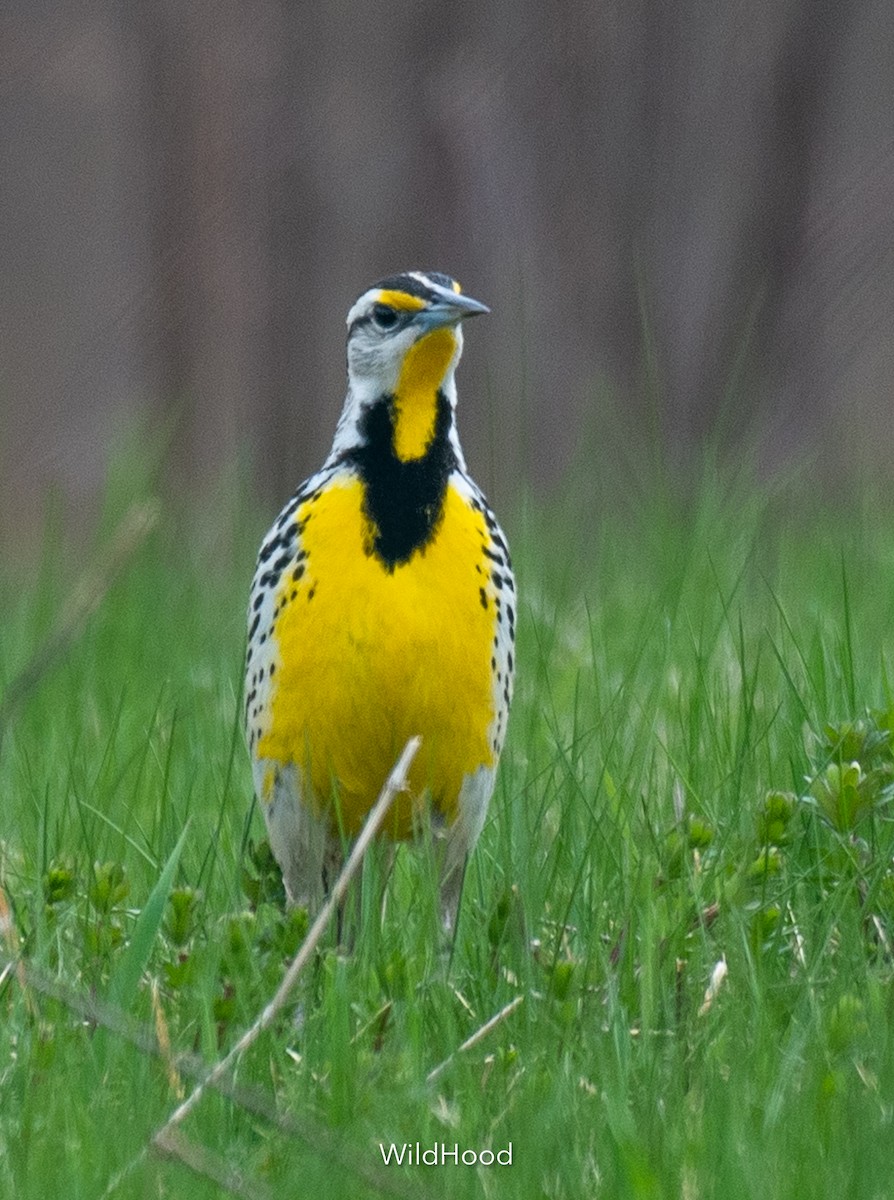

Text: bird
xmin=243 ymin=270 xmax=515 ymax=932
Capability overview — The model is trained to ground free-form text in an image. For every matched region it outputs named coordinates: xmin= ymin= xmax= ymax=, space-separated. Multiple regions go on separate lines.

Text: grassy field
xmin=3 ymin=456 xmax=894 ymax=1199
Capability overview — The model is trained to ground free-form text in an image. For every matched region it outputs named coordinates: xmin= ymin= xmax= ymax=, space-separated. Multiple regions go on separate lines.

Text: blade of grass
xmin=0 ymin=499 xmax=160 ymax=751
xmin=107 ymin=820 xmax=191 ymax=1012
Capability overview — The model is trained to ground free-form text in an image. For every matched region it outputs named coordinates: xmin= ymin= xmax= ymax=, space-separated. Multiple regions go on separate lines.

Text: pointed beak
xmin=415 ymin=290 xmax=490 ymax=332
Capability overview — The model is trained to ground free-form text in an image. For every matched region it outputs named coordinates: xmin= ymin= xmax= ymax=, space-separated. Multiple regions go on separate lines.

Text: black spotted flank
xmin=346 ymin=390 xmax=457 ymax=570
xmin=274 ymin=493 xmax=302 ymax=532
xmin=270 ymin=470 xmax=331 ymax=535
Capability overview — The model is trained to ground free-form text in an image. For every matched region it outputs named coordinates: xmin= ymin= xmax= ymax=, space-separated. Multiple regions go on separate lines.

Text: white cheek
xmin=348 ymin=331 xmax=413 ymax=395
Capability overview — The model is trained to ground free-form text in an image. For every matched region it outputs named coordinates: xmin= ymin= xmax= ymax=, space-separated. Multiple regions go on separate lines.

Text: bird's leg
xmin=438 ymin=851 xmax=469 ymax=939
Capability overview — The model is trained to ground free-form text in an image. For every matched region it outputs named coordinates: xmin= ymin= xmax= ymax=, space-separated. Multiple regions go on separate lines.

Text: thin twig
xmin=426 ymin=993 xmax=524 ymax=1084
xmin=100 ymin=735 xmax=420 ymax=1200
xmin=151 ymin=977 xmax=184 ymax=1098
xmin=0 ymin=946 xmax=433 ymax=1200
xmin=154 ymin=1128 xmax=275 ymax=1200
xmin=160 ymin=735 xmax=419 ymax=1131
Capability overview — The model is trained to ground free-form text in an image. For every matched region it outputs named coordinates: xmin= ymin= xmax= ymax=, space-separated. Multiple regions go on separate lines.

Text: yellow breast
xmin=257 ymin=475 xmax=498 ymax=837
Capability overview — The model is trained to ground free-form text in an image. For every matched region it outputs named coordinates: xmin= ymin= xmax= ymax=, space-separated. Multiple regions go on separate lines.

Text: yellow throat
xmin=391 ymin=328 xmax=457 ymax=461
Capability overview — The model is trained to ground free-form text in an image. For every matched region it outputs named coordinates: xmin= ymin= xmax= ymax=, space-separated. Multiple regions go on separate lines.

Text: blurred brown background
xmin=1 ymin=1 xmax=893 ymax=547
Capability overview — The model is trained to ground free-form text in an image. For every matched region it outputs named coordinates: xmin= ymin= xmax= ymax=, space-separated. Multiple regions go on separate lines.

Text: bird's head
xmin=338 ymin=270 xmax=489 ymax=463
xmin=346 ymin=270 xmax=488 ymax=392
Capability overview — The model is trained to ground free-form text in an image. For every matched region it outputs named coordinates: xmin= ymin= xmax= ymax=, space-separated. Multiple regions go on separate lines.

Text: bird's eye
xmin=371 ymin=303 xmax=400 ymax=331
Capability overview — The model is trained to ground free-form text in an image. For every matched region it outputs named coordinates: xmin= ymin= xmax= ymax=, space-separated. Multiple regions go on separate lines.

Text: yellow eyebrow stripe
xmin=377 ymin=289 xmax=426 ymax=312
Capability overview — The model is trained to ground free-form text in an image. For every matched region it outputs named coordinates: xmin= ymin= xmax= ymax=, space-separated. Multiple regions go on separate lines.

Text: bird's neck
xmin=347 ymin=389 xmax=458 ymax=571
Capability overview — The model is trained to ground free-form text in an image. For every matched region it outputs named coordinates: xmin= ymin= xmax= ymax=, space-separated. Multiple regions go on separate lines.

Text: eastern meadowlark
xmin=244 ymin=271 xmax=515 ymax=930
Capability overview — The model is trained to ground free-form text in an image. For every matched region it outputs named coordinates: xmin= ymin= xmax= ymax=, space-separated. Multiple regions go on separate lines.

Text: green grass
xmin=4 ymin=458 xmax=894 ymax=1199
